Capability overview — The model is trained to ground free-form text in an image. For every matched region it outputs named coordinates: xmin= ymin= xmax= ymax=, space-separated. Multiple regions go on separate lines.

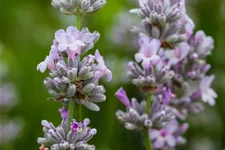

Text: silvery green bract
xmin=51 ymin=0 xmax=106 ymax=15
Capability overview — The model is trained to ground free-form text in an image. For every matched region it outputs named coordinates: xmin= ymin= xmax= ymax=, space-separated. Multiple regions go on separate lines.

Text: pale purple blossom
xmin=37 ymin=43 xmax=60 ymax=73
xmin=135 ymin=37 xmax=161 ymax=68
xmin=194 ymin=31 xmax=214 ymax=58
xmin=55 ymin=26 xmax=95 ymax=56
xmin=150 ymin=120 xmax=189 ymax=149
xmin=37 ymin=113 xmax=97 ymax=150
xmin=200 ymin=75 xmax=217 ymax=106
xmin=115 ymin=87 xmax=131 ymax=107
xmin=94 ymin=50 xmax=112 ymax=81
xmin=58 ymin=107 xmax=68 ymax=120
xmin=184 ymin=16 xmax=195 ymax=39
xmin=37 ymin=26 xmax=100 ymax=73
xmin=164 ymin=42 xmax=190 ymax=65
xmin=161 ymin=87 xmax=175 ymax=104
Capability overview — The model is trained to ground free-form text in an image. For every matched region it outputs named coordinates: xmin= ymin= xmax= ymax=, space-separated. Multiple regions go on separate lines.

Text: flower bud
xmin=82 ymin=83 xmax=95 ymax=93
xmin=81 ymin=0 xmax=91 ymax=10
xmin=67 ymin=83 xmax=76 ymax=97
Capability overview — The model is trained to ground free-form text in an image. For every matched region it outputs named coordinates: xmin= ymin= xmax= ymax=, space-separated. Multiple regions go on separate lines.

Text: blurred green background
xmin=0 ymin=0 xmax=225 ymax=149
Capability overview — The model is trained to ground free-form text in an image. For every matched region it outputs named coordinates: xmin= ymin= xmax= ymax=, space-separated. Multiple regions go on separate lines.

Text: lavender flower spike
xmin=115 ymin=87 xmax=131 ymax=107
xmin=37 ymin=26 xmax=111 ymax=111
xmin=200 ymin=75 xmax=217 ymax=106
xmin=115 ymin=88 xmax=175 ymax=131
xmin=42 ymin=54 xmax=107 ymax=111
xmin=37 ymin=110 xmax=97 ymax=150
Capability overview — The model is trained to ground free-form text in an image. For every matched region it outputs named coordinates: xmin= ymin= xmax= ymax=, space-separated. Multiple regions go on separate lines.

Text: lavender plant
xmin=115 ymin=0 xmax=217 ymax=150
xmin=0 ymin=45 xmax=23 ymax=147
xmin=37 ymin=1 xmax=111 ymax=149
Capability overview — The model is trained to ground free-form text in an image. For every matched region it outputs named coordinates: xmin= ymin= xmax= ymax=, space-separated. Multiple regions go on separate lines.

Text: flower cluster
xmin=51 ymin=0 xmax=106 ymax=15
xmin=38 ymin=109 xmax=97 ymax=150
xmin=37 ymin=1 xmax=109 ymax=149
xmin=37 ymin=26 xmax=111 ymax=111
xmin=115 ymin=88 xmax=175 ymax=131
xmin=115 ymin=0 xmax=217 ymax=149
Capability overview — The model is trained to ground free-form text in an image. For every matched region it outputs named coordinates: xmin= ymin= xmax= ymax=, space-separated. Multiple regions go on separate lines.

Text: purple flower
xmin=200 ymin=75 xmax=217 ymax=106
xmin=115 ymin=87 xmax=131 ymax=107
xmin=194 ymin=31 xmax=214 ymax=58
xmin=184 ymin=16 xmax=195 ymax=39
xmin=55 ymin=26 xmax=96 ymax=57
xmin=37 ymin=43 xmax=60 ymax=73
xmin=58 ymin=107 xmax=68 ymax=120
xmin=55 ymin=27 xmax=83 ymax=54
xmin=164 ymin=43 xmax=190 ymax=65
xmin=135 ymin=37 xmax=161 ymax=68
xmin=150 ymin=120 xmax=189 ymax=149
xmin=38 ymin=116 xmax=97 ymax=149
xmin=150 ymin=128 xmax=176 ymax=149
xmin=162 ymin=88 xmax=175 ymax=104
xmin=70 ymin=119 xmax=81 ymax=132
xmin=94 ymin=50 xmax=112 ymax=81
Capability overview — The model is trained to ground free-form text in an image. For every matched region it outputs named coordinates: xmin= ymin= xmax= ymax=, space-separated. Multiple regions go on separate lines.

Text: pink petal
xmin=58 ymin=44 xmax=68 ymax=52
xmin=135 ymin=53 xmax=144 ymax=63
xmin=150 ymin=130 xmax=160 ymax=140
xmin=155 ymin=138 xmax=165 ymax=149
xmin=75 ymin=40 xmax=85 ymax=46
xmin=82 ymin=33 xmax=95 ymax=43
xmin=67 ymin=49 xmax=77 ymax=58
xmin=66 ymin=26 xmax=78 ymax=35
xmin=142 ymin=58 xmax=151 ymax=69
xmin=69 ymin=43 xmax=78 ymax=51
xmin=95 ymin=50 xmax=103 ymax=63
xmin=106 ymin=69 xmax=112 ymax=81
xmin=55 ymin=29 xmax=67 ymax=44
xmin=149 ymin=39 xmax=161 ymax=56
xmin=37 ymin=61 xmax=47 ymax=73
xmin=165 ymin=135 xmax=176 ymax=147
xmin=200 ymin=75 xmax=215 ymax=89
xmin=150 ymin=55 xmax=161 ymax=65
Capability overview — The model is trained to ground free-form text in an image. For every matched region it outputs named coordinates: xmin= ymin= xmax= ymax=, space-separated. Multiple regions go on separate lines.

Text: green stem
xmin=75 ymin=14 xmax=82 ymax=121
xmin=143 ymin=130 xmax=151 ymax=150
xmin=76 ymin=14 xmax=82 ymax=30
xmin=144 ymin=92 xmax=152 ymax=150
xmin=78 ymin=104 xmax=82 ymax=121
xmin=146 ymin=93 xmax=152 ymax=114
xmin=68 ymin=99 xmax=75 ymax=130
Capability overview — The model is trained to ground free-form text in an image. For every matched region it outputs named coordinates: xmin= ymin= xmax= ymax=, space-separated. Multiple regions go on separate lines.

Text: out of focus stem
xmin=68 ymin=99 xmax=75 ymax=130
xmin=144 ymin=130 xmax=152 ymax=150
xmin=146 ymin=92 xmax=152 ymax=114
xmin=76 ymin=14 xmax=82 ymax=121
xmin=144 ymin=92 xmax=152 ymax=150
xmin=76 ymin=14 xmax=81 ymax=30
xmin=78 ymin=105 xmax=82 ymax=121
